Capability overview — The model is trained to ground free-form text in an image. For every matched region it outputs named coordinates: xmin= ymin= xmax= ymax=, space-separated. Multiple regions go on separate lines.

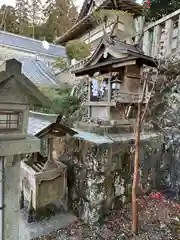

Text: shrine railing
xmin=112 ymin=91 xmax=148 ymax=103
xmin=142 ymin=8 xmax=180 ymax=58
xmin=86 ymin=91 xmax=149 ymax=104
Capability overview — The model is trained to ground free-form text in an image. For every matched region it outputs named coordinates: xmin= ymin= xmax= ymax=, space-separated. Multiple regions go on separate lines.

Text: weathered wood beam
xmin=164 ymin=19 xmax=173 ymax=57
xmin=152 ymin=25 xmax=161 ymax=57
xmin=177 ymin=14 xmax=180 ymax=53
xmin=113 ymin=60 xmax=136 ymax=68
xmin=144 ymin=8 xmax=180 ymax=31
xmin=143 ymin=30 xmax=151 ymax=56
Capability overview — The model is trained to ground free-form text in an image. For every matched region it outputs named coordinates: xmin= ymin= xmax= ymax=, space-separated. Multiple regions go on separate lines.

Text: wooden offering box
xmin=19 ymin=122 xmax=77 ymax=222
xmin=20 ymin=155 xmax=67 ymax=210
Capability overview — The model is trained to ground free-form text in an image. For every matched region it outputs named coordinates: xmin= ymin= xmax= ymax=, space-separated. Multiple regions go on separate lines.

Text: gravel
xmin=32 ymin=193 xmax=180 ymax=240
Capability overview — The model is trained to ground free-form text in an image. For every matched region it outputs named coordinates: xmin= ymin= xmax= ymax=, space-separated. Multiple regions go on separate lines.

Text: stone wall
xmin=162 ymin=134 xmax=180 ymax=194
xmin=56 ymin=132 xmax=169 ymax=224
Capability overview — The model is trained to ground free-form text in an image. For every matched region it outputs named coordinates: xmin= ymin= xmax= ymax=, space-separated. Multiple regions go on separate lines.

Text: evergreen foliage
xmin=0 ymin=0 xmax=77 ymax=41
xmin=143 ymin=0 xmax=180 ymax=21
xmin=36 ymin=86 xmax=81 ymax=115
xmin=66 ymin=39 xmax=91 ymax=60
xmin=15 ymin=0 xmax=29 ymax=34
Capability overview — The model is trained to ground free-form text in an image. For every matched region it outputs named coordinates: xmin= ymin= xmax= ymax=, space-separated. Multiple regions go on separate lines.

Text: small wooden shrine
xmin=72 ymin=33 xmax=156 ymax=132
xmin=20 ymin=117 xmax=77 ymax=222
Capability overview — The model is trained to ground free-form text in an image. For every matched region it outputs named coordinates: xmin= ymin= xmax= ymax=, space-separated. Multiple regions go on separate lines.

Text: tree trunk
xmin=132 ymin=101 xmax=141 ymax=234
xmin=132 ymin=77 xmax=147 ymax=234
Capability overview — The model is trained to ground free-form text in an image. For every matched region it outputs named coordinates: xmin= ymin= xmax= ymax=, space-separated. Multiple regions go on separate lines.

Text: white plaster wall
xmin=91 ymin=106 xmax=109 ymax=120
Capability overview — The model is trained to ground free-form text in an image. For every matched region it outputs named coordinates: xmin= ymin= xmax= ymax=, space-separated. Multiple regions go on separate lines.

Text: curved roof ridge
xmin=35 ymin=60 xmax=58 ymax=85
xmin=15 ymin=56 xmax=59 ymax=87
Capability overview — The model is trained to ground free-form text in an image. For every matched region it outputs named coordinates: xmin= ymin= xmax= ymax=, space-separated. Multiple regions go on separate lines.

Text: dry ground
xmin=32 ymin=193 xmax=180 ymax=240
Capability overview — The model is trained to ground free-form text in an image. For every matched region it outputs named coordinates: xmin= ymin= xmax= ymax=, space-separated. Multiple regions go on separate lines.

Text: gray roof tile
xmin=28 ymin=116 xmax=53 ymax=136
xmin=20 ymin=57 xmax=59 ymax=87
xmin=0 ymin=30 xmax=66 ymax=57
xmin=14 ymin=56 xmax=59 ymax=87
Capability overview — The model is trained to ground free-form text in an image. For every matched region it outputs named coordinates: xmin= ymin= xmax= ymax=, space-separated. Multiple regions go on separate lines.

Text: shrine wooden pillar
xmin=107 ymin=77 xmax=111 ymax=120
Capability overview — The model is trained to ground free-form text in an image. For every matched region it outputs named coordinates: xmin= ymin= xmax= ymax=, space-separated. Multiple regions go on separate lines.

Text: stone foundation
xmin=57 ymin=132 xmax=168 ymax=224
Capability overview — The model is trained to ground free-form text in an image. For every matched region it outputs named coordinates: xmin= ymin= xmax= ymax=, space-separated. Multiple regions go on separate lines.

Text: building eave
xmin=0 ymin=136 xmax=40 ymax=156
xmin=72 ymin=56 xmax=137 ymax=76
xmin=0 ymin=43 xmax=65 ymax=58
xmin=55 ymin=15 xmax=95 ymax=44
xmin=55 ymin=0 xmax=143 ymax=44
xmin=72 ymin=50 xmax=156 ymax=77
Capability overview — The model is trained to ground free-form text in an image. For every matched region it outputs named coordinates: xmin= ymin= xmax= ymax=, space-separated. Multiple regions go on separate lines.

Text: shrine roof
xmin=28 ymin=116 xmax=53 ymax=137
xmin=72 ymin=129 xmax=161 ymax=145
xmin=72 ymin=34 xmax=156 ymax=76
xmin=27 ymin=112 xmax=161 ymax=144
xmin=16 ymin=57 xmax=59 ymax=87
xmin=0 ymin=30 xmax=66 ymax=57
xmin=28 ymin=113 xmax=77 ymax=138
xmin=0 ymin=59 xmax=53 ymax=107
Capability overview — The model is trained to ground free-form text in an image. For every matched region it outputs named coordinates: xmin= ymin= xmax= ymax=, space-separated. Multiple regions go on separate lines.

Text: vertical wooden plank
xmin=177 ymin=14 xmax=180 ymax=55
xmin=164 ymin=19 xmax=173 ymax=57
xmin=152 ymin=25 xmax=161 ymax=57
xmin=142 ymin=30 xmax=150 ymax=55
xmin=88 ymin=77 xmax=91 ymax=118
xmin=47 ymin=137 xmax=53 ymax=163
xmin=107 ymin=77 xmax=111 ymax=102
xmin=107 ymin=75 xmax=111 ymax=120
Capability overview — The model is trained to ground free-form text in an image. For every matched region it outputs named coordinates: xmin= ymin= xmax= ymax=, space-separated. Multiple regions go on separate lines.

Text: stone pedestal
xmin=4 ymin=155 xmax=21 ymax=240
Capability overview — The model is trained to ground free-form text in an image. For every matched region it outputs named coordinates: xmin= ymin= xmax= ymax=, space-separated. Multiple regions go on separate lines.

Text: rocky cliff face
xmin=150 ymin=68 xmax=180 ymax=198
xmin=55 ymin=132 xmax=175 ymax=223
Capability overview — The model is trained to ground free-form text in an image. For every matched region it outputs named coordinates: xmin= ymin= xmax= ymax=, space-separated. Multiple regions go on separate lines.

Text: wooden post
xmin=43 ymin=136 xmax=58 ymax=171
xmin=152 ymin=25 xmax=161 ymax=57
xmin=177 ymin=14 xmax=180 ymax=55
xmin=107 ymin=77 xmax=111 ymax=120
xmin=142 ymin=30 xmax=150 ymax=56
xmin=19 ymin=180 xmax=24 ymax=209
xmin=27 ymin=190 xmax=34 ymax=223
xmin=164 ymin=19 xmax=173 ymax=57
xmin=88 ymin=77 xmax=91 ymax=118
xmin=48 ymin=137 xmax=53 ymax=164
